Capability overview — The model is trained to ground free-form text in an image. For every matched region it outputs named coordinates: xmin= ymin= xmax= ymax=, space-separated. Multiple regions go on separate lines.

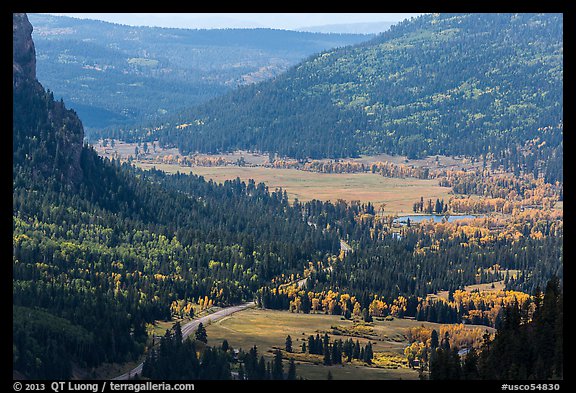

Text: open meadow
xmin=136 ymin=162 xmax=452 ymax=214
xmin=202 ymin=308 xmax=494 ymax=380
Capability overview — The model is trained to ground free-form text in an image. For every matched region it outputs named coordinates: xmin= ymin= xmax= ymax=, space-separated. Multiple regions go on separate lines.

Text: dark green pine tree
xmin=448 ymin=347 xmax=462 ymax=380
xmin=430 ymin=329 xmax=440 ymax=349
xmin=344 ymin=308 xmax=352 ymax=320
xmin=477 ymin=332 xmax=495 ymax=379
xmin=553 ymin=292 xmax=563 ymax=378
xmin=307 ymin=335 xmax=315 ymax=354
xmin=272 ymin=349 xmax=284 ymax=380
xmin=532 ymin=277 xmax=562 ymax=379
xmin=363 ymin=342 xmax=373 ymax=364
xmin=174 ymin=322 xmax=183 ymax=344
xmin=244 ymin=346 xmax=258 ymax=380
xmin=441 ymin=332 xmax=451 ymax=350
xmin=195 ymin=323 xmax=207 ymax=343
xmin=430 ymin=346 xmax=461 ymax=380
xmin=462 ymin=347 xmax=479 ymax=379
xmin=435 ymin=199 xmax=443 ymax=214
xmin=353 ymin=340 xmax=360 ymax=359
xmin=181 ymin=338 xmax=199 ymax=379
xmin=142 ymin=347 xmax=156 ymax=378
xmin=331 ymin=340 xmax=342 ymax=364
xmin=362 ymin=308 xmax=373 ymax=322
xmin=323 ymin=343 xmax=332 ymax=365
xmin=471 ymin=278 xmax=563 ymax=380
xmin=285 ymin=335 xmax=293 ymax=353
xmin=429 ymin=347 xmax=440 ymax=379
xmin=287 ymin=358 xmax=297 ymax=380
xmin=258 ymin=356 xmax=267 ymax=380
xmin=265 ymin=360 xmax=272 ymax=380
xmin=238 ymin=363 xmax=245 ymax=380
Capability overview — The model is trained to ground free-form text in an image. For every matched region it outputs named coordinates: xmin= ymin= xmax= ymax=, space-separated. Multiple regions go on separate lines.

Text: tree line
xmin=109 ymin=13 xmax=562 ymax=171
xmin=428 ymin=278 xmax=562 ymax=380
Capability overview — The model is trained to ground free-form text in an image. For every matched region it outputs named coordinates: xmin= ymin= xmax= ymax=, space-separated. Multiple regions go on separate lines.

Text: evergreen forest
xmin=29 ymin=13 xmax=371 ymax=130
xmin=109 ymin=13 xmax=562 ymax=171
xmin=12 ymin=13 xmax=563 ymax=382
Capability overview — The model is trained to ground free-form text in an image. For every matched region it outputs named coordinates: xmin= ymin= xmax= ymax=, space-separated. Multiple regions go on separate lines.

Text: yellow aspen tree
xmin=312 ymin=298 xmax=320 ymax=314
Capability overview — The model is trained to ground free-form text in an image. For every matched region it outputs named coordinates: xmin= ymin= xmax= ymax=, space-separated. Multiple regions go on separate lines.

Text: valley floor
xmin=136 ymin=162 xmax=452 ymax=214
xmin=202 ymin=308 xmax=494 ymax=380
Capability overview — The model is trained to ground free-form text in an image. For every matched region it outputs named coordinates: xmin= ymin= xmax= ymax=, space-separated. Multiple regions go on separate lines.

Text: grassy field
xmin=336 ymin=152 xmax=482 ymax=171
xmin=136 ymin=163 xmax=452 ymax=213
xmin=94 ymin=142 xmax=457 ymax=212
xmin=92 ymin=141 xmax=476 ymax=171
xmin=203 ymin=308 xmax=492 ymax=380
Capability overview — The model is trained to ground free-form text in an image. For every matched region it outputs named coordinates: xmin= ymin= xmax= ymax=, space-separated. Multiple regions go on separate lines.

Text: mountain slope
xmin=147 ymin=13 xmax=562 ymax=160
xmin=13 ymin=13 xmax=339 ymax=379
xmin=29 ymin=13 xmax=371 ymax=130
xmin=296 ymin=21 xmax=395 ymax=34
xmin=13 ymin=13 xmax=85 ymax=186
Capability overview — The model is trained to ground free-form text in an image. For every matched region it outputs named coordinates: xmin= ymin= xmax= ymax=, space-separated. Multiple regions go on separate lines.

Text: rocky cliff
xmin=13 ymin=13 xmax=84 ymax=186
xmin=13 ymin=13 xmax=36 ymax=85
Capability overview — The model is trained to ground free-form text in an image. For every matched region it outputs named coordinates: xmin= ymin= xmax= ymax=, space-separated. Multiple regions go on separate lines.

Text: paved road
xmin=113 ymin=301 xmax=256 ymax=380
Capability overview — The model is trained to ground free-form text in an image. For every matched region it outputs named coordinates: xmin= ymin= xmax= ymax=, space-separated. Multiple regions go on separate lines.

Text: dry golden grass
xmin=136 ymin=163 xmax=452 ymax=213
xmin=202 ymin=308 xmax=495 ymax=380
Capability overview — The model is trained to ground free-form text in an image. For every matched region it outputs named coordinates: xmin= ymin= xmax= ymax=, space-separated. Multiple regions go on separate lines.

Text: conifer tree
xmin=323 ymin=344 xmax=332 ymax=365
xmin=431 ymin=329 xmax=439 ymax=349
xmin=238 ymin=363 xmax=245 ymax=380
xmin=272 ymin=349 xmax=284 ymax=380
xmin=287 ymin=358 xmax=297 ymax=380
xmin=195 ymin=323 xmax=207 ymax=343
xmin=285 ymin=335 xmax=293 ymax=353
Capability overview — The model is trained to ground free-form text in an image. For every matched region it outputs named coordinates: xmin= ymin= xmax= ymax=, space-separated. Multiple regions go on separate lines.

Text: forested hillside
xmin=13 ymin=13 xmax=339 ymax=379
xmin=129 ymin=13 xmax=562 ymax=163
xmin=29 ymin=13 xmax=371 ymax=130
xmin=13 ymin=13 xmax=563 ymax=381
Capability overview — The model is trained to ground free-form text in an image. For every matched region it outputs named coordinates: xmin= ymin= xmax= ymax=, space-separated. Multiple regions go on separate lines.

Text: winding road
xmin=113 ymin=301 xmax=256 ymax=380
xmin=114 ymin=241 xmax=350 ymax=379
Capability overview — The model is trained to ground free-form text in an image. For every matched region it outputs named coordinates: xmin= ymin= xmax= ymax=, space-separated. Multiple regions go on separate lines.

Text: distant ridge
xmin=295 ymin=21 xmax=395 ymax=34
xmin=28 ymin=13 xmax=371 ymax=131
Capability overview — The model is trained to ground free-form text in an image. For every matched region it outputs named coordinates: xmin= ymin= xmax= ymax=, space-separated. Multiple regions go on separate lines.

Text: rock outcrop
xmin=13 ymin=13 xmax=37 ymax=86
xmin=13 ymin=13 xmax=85 ymax=186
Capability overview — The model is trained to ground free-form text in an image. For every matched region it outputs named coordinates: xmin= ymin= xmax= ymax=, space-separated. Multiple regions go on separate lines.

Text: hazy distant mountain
xmin=28 ymin=13 xmax=371 ymax=131
xmin=296 ymin=21 xmax=395 ymax=34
